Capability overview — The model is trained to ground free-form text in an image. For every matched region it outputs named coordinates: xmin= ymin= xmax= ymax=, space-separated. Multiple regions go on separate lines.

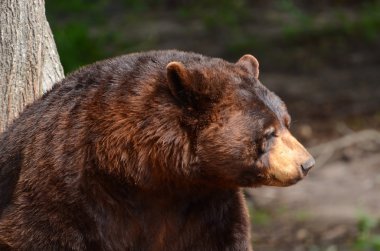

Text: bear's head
xmin=165 ymin=54 xmax=314 ymax=188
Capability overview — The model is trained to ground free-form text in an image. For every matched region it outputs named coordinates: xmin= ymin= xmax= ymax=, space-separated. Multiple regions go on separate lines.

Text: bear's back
xmin=0 ymin=50 xmax=213 ymax=216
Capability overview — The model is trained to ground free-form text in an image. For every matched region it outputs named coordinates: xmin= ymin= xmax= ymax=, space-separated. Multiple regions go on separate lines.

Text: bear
xmin=0 ymin=50 xmax=314 ymax=251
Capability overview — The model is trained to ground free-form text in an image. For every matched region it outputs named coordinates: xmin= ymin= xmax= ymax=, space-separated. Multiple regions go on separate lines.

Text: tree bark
xmin=0 ymin=0 xmax=64 ymax=132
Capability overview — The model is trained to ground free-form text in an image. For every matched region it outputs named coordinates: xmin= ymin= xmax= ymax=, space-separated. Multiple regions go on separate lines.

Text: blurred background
xmin=46 ymin=0 xmax=380 ymax=250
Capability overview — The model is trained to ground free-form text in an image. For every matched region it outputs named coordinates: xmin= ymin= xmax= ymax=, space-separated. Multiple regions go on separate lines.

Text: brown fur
xmin=0 ymin=50 xmax=313 ymax=250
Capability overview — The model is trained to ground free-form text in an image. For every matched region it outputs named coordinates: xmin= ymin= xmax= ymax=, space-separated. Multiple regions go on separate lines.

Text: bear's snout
xmin=264 ymin=129 xmax=314 ymax=187
xmin=301 ymin=157 xmax=315 ymax=175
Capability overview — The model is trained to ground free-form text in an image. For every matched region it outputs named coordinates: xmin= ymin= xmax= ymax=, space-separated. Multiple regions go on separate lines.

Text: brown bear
xmin=0 ymin=50 xmax=314 ymax=251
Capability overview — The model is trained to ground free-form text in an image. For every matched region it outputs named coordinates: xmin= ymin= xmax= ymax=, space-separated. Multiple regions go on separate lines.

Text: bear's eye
xmin=257 ymin=127 xmax=277 ymax=155
xmin=264 ymin=127 xmax=277 ymax=139
xmin=259 ymin=128 xmax=276 ymax=154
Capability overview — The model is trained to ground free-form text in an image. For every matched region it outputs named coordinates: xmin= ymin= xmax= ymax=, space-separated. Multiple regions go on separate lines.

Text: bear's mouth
xmin=267 ymin=173 xmax=303 ymax=187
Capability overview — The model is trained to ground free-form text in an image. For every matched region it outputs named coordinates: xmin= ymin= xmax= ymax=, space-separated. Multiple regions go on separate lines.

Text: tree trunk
xmin=0 ymin=0 xmax=64 ymax=132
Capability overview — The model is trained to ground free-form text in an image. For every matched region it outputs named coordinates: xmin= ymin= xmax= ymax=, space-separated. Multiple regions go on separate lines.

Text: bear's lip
xmin=289 ymin=175 xmax=303 ymax=185
xmin=268 ymin=173 xmax=303 ymax=187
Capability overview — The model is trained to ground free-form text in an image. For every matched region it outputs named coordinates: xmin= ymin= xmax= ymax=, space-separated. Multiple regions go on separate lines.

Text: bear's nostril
xmin=301 ymin=157 xmax=315 ymax=175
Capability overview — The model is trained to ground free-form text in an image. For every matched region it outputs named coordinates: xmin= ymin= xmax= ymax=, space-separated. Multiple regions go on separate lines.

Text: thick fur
xmin=0 ymin=50 xmax=311 ymax=250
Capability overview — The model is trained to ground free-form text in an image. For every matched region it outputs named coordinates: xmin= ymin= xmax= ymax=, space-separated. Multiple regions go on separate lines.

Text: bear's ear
xmin=166 ymin=61 xmax=193 ymax=104
xmin=236 ymin=54 xmax=259 ymax=79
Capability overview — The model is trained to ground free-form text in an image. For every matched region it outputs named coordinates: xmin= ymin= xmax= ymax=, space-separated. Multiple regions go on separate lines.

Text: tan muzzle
xmin=266 ymin=130 xmax=315 ymax=186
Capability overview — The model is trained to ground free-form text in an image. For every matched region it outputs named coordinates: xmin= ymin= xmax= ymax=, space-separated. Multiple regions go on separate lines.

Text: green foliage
xmin=278 ymin=0 xmax=314 ymax=40
xmin=53 ymin=23 xmax=106 ymax=73
xmin=46 ymin=0 xmax=113 ymax=73
xmin=46 ymin=0 xmax=108 ymax=15
xmin=246 ymin=200 xmax=273 ymax=227
xmin=353 ymin=215 xmax=380 ymax=251
xmin=278 ymin=0 xmax=380 ymax=43
xmin=177 ymin=0 xmax=248 ymax=28
xmin=294 ymin=210 xmax=312 ymax=222
xmin=354 ymin=1 xmax=380 ymax=41
xmin=249 ymin=207 xmax=272 ymax=226
xmin=46 ymin=0 xmax=380 ymax=73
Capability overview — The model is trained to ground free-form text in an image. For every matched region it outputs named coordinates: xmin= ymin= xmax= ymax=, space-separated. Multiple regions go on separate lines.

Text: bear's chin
xmin=236 ymin=168 xmax=304 ymax=188
xmin=264 ymin=175 xmax=303 ymax=187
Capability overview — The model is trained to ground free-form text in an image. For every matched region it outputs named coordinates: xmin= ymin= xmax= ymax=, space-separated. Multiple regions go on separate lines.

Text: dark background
xmin=46 ymin=1 xmax=380 ymax=250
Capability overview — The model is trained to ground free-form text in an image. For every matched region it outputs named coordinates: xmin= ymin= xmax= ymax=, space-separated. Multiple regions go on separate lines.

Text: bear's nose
xmin=301 ymin=157 xmax=315 ymax=175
